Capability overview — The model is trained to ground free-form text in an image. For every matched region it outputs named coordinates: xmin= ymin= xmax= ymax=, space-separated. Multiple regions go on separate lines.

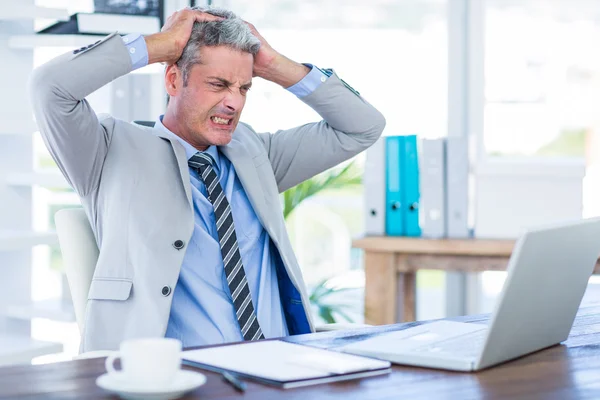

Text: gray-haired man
xmin=30 ymin=7 xmax=385 ymax=351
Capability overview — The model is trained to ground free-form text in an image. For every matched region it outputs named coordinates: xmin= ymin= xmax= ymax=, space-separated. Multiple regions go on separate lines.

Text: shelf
xmin=0 ymin=6 xmax=69 ymax=21
xmin=0 ymin=118 xmax=37 ymax=135
xmin=3 ymin=299 xmax=75 ymax=323
xmin=9 ymin=34 xmax=104 ymax=50
xmin=7 ymin=35 xmax=163 ymax=75
xmin=7 ymin=172 xmax=69 ymax=189
xmin=0 ymin=231 xmax=58 ymax=252
xmin=352 ymin=236 xmax=515 ymax=256
xmin=0 ymin=335 xmax=63 ymax=366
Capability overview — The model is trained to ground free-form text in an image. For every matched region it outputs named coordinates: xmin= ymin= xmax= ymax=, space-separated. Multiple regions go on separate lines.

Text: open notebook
xmin=183 ymin=340 xmax=391 ymax=389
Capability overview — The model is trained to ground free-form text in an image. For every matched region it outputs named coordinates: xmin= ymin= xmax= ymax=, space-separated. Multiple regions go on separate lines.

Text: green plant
xmin=282 ymin=160 xmax=362 ymax=323
xmin=282 ymin=160 xmax=362 ymax=220
xmin=309 ymin=278 xmax=356 ymax=324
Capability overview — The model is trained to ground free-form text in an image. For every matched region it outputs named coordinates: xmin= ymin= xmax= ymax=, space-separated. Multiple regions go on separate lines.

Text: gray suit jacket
xmin=29 ymin=32 xmax=385 ymax=352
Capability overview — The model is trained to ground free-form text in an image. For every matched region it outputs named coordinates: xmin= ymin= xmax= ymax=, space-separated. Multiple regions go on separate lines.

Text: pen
xmin=222 ymin=371 xmax=246 ymax=392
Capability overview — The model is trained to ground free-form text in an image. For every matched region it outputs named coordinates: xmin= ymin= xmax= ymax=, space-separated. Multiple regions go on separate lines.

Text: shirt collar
xmin=155 ymin=115 xmax=221 ymax=172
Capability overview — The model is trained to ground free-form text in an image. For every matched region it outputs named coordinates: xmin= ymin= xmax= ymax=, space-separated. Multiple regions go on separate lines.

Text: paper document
xmin=183 ymin=340 xmax=390 ymax=384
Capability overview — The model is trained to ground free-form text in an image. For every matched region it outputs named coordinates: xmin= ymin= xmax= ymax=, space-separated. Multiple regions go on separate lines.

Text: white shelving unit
xmin=7 ymin=172 xmax=69 ymax=189
xmin=0 ymin=0 xmax=63 ymax=364
xmin=0 ymin=335 xmax=63 ymax=367
xmin=0 ymin=118 xmax=37 ymax=135
xmin=0 ymin=5 xmax=69 ymax=21
xmin=0 ymin=0 xmax=177 ymax=365
xmin=3 ymin=299 xmax=75 ymax=323
xmin=0 ymin=231 xmax=58 ymax=252
xmin=9 ymin=34 xmax=104 ymax=50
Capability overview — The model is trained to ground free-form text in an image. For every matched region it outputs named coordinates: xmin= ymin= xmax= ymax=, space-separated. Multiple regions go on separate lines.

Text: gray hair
xmin=176 ymin=6 xmax=261 ymax=86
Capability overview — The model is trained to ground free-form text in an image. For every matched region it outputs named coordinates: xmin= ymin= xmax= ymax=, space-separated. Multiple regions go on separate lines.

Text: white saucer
xmin=96 ymin=370 xmax=207 ymax=400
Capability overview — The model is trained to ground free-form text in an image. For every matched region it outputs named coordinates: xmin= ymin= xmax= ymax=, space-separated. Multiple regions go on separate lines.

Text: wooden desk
xmin=2 ymin=306 xmax=600 ymax=399
xmin=353 ymin=237 xmax=600 ymax=325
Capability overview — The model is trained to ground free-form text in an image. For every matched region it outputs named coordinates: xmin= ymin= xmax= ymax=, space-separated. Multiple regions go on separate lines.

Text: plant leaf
xmin=283 ymin=160 xmax=362 ymax=219
xmin=309 ymin=278 xmax=331 ymax=302
xmin=331 ymin=307 xmax=355 ymax=323
xmin=318 ymin=305 xmax=337 ymax=324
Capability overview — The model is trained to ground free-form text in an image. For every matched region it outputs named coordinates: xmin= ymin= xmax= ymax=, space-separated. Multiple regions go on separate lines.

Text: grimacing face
xmin=165 ymin=45 xmax=254 ymax=150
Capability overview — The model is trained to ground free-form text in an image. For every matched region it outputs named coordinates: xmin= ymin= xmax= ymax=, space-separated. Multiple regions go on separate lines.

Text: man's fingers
xmin=243 ymin=20 xmax=257 ymax=33
xmin=190 ymin=10 xmax=225 ymax=23
xmin=163 ymin=9 xmax=222 ymax=29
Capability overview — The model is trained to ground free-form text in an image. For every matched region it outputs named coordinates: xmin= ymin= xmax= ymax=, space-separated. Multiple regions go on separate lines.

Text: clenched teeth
xmin=211 ymin=116 xmax=231 ymax=125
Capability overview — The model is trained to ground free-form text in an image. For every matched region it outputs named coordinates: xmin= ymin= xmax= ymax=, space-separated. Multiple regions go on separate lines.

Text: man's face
xmin=170 ymin=45 xmax=254 ymax=148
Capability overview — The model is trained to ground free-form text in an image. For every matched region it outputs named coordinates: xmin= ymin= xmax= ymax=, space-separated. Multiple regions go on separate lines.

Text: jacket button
xmin=173 ymin=240 xmax=185 ymax=250
xmin=162 ymin=286 xmax=171 ymax=296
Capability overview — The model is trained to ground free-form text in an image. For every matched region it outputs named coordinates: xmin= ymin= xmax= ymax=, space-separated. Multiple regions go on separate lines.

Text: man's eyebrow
xmin=207 ymin=76 xmax=231 ymax=85
xmin=207 ymin=76 xmax=252 ymax=87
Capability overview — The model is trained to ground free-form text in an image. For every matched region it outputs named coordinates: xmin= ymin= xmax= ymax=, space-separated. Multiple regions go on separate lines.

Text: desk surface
xmin=3 ymin=305 xmax=600 ymax=399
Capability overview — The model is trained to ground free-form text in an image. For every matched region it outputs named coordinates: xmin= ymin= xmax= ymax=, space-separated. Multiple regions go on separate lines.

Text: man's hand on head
xmin=145 ymin=8 xmax=224 ymax=65
xmin=245 ymin=21 xmax=310 ymax=88
xmin=244 ymin=21 xmax=278 ymax=77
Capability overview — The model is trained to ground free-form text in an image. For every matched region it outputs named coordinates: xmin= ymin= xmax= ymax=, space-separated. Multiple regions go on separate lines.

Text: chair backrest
xmin=55 ymin=208 xmax=99 ymax=333
xmin=133 ymin=120 xmax=155 ymax=128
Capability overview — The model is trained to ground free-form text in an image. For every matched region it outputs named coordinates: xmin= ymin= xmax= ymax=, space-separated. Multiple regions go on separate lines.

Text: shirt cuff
xmin=121 ymin=33 xmax=149 ymax=71
xmin=286 ymin=64 xmax=329 ymax=98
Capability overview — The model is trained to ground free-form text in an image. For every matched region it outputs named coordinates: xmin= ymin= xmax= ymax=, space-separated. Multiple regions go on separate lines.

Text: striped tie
xmin=188 ymin=152 xmax=265 ymax=341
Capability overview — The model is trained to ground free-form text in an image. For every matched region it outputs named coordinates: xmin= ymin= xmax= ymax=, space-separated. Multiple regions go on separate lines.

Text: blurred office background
xmin=1 ymin=0 xmax=600 ymax=364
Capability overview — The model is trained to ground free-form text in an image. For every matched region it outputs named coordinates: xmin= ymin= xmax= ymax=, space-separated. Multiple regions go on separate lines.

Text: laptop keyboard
xmin=411 ymin=329 xmax=487 ymax=359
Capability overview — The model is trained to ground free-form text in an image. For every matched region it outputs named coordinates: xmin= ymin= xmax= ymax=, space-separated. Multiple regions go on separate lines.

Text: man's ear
xmin=164 ymin=64 xmax=181 ymax=97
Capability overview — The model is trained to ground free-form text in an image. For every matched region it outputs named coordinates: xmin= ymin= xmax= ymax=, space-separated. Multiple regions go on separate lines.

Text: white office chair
xmin=55 ymin=208 xmax=369 ymax=357
xmin=54 ymin=208 xmax=98 ymax=335
xmin=55 ymin=208 xmax=111 ymax=359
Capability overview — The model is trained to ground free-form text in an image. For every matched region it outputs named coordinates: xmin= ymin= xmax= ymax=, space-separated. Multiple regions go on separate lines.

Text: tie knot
xmin=189 ymin=152 xmax=215 ymax=169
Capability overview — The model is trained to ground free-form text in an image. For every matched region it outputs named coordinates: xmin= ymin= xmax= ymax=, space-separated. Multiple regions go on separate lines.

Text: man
xmin=30 ymin=6 xmax=385 ymax=352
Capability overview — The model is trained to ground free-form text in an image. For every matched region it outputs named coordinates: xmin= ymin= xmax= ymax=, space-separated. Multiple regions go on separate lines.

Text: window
xmin=483 ymin=0 xmax=600 ymax=160
xmin=217 ymin=0 xmax=447 ymax=140
xmin=473 ymin=0 xmax=600 ymax=314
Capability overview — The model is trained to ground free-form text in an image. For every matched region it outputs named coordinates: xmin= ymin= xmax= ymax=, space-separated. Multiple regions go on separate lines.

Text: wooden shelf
xmin=352 ymin=236 xmax=515 ymax=256
xmin=7 ymin=172 xmax=69 ymax=189
xmin=0 ymin=6 xmax=69 ymax=21
xmin=0 ymin=335 xmax=63 ymax=367
xmin=0 ymin=231 xmax=58 ymax=252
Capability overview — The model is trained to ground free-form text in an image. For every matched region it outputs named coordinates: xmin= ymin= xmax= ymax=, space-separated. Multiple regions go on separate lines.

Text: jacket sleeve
xmin=256 ymin=72 xmax=386 ymax=193
xmin=28 ymin=33 xmax=132 ymax=196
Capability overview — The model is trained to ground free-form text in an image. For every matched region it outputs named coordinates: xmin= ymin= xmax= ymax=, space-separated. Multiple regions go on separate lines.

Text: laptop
xmin=342 ymin=217 xmax=600 ymax=371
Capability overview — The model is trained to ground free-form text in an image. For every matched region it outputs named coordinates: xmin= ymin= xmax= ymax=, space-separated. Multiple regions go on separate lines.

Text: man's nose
xmin=223 ymin=91 xmax=244 ymax=112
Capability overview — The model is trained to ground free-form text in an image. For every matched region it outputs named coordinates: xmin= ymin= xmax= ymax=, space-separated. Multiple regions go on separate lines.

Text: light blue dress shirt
xmin=121 ymin=33 xmax=148 ymax=70
xmin=123 ymin=34 xmax=328 ymax=347
xmin=157 ymin=118 xmax=289 ymax=347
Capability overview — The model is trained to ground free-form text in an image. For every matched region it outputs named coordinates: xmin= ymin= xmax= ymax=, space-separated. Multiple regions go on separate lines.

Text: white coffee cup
xmin=105 ymin=337 xmax=182 ymax=388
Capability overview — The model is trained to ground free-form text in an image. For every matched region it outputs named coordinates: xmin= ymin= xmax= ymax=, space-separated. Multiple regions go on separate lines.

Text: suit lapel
xmin=219 ymin=138 xmax=270 ymax=232
xmin=151 ymin=128 xmax=193 ymax=207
